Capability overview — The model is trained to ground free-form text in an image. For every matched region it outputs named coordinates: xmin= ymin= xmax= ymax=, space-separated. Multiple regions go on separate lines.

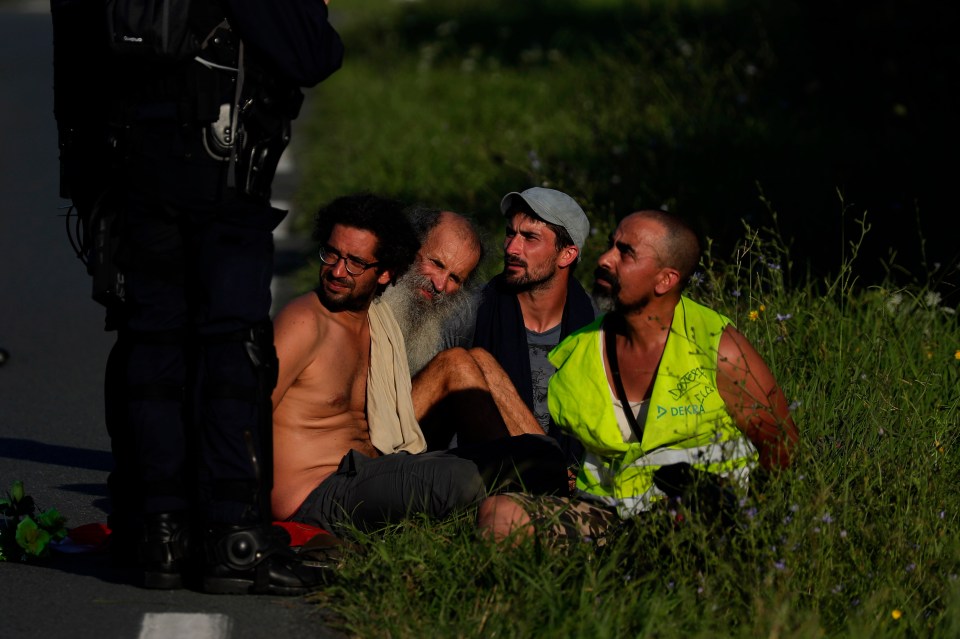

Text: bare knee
xmin=444 ymin=347 xmax=482 ymax=377
xmin=467 ymin=346 xmax=496 ymax=368
xmin=477 ymin=495 xmax=533 ymax=544
xmin=433 ymin=346 xmax=470 ymax=367
xmin=421 ymin=347 xmax=483 ymax=389
xmin=414 ymin=347 xmax=475 ymax=416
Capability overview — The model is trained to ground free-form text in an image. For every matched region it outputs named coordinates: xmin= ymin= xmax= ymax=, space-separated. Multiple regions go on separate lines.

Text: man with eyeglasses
xmin=270 ymin=194 xmax=567 ymax=538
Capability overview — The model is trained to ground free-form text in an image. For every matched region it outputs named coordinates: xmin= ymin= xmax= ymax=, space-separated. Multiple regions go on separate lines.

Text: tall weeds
xmin=305 ymin=210 xmax=959 ymax=638
xmin=293 ymin=2 xmax=959 ymax=635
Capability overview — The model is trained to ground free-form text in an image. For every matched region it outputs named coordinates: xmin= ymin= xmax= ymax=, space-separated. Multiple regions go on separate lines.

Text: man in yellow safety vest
xmin=477 ymin=209 xmax=799 ymax=544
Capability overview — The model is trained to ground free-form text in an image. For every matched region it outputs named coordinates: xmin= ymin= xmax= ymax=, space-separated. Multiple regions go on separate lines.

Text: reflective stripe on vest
xmin=579 ymin=438 xmax=756 ymax=517
xmin=624 ymin=436 xmax=756 ymax=469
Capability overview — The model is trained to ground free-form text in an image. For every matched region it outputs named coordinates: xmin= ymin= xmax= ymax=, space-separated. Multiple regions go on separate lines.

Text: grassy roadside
xmin=288 ymin=2 xmax=960 ymax=636
xmin=293 ymin=0 xmax=958 ymax=295
xmin=304 ymin=216 xmax=960 ymax=638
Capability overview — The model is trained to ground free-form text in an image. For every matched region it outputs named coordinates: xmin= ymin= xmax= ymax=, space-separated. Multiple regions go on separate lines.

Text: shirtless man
xmin=271 ymin=194 xmax=562 ymax=535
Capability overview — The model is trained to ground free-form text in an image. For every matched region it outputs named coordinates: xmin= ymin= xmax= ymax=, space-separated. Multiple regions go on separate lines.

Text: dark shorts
xmin=290 ymin=435 xmax=569 ymax=535
xmin=290 ymin=448 xmax=486 ymax=534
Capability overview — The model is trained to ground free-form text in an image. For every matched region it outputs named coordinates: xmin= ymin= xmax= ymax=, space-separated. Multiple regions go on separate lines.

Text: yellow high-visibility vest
xmin=548 ymin=297 xmax=757 ymax=518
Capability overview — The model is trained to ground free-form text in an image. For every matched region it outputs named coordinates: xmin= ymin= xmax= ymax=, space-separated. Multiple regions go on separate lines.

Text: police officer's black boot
xmin=202 ymin=524 xmax=332 ymax=595
xmin=139 ymin=512 xmax=195 ymax=589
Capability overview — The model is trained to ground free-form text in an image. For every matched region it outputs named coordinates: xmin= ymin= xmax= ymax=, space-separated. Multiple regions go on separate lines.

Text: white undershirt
xmin=611 ymin=395 xmax=648 ymax=443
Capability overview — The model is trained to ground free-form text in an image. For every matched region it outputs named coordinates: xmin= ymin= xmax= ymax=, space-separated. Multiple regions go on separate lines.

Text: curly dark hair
xmin=312 ymin=193 xmax=420 ymax=286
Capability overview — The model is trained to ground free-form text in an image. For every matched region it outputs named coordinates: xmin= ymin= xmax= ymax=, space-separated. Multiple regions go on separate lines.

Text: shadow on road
xmin=0 ymin=437 xmax=113 ymax=472
xmin=42 ymin=551 xmax=139 ymax=586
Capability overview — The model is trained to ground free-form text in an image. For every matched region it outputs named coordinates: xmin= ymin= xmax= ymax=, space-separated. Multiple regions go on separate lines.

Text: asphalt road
xmin=0 ymin=4 xmax=340 ymax=637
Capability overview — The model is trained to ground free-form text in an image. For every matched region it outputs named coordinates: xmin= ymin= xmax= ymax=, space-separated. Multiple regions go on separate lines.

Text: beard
xmin=592 ymin=266 xmax=619 ymax=314
xmin=501 ymin=254 xmax=557 ymax=293
xmin=382 ymin=269 xmax=476 ymax=375
xmin=316 ymin=269 xmax=378 ymax=312
xmin=592 ymin=266 xmax=650 ymax=314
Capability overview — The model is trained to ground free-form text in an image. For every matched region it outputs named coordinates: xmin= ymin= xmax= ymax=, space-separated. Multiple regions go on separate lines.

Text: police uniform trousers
xmin=107 ymin=118 xmax=284 ymax=528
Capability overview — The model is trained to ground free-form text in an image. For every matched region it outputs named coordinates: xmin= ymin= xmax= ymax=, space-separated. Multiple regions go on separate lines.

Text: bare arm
xmin=468 ymin=347 xmax=545 ymax=437
xmin=411 ymin=347 xmax=545 ymax=448
xmin=271 ymin=294 xmax=322 ymax=410
xmin=716 ymin=326 xmax=799 ymax=470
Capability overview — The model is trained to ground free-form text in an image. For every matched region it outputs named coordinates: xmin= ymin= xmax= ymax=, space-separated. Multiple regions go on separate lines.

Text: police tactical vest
xmin=106 ymin=0 xmax=202 ymax=61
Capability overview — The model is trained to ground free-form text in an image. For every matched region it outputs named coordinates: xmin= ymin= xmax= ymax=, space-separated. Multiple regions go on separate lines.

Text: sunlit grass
xmin=294 ymin=0 xmax=807 ymax=284
xmin=304 ymin=214 xmax=959 ymax=637
xmin=290 ymin=3 xmax=960 ymax=636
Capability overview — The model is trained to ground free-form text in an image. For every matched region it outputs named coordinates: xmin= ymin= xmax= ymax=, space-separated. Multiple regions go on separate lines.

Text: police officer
xmin=51 ymin=0 xmax=343 ymax=594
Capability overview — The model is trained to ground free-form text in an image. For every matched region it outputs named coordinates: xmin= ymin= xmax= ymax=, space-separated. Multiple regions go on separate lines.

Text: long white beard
xmin=382 ymin=271 xmax=476 ymax=375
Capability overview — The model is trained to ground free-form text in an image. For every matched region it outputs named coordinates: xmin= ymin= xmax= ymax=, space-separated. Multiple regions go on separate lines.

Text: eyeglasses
xmin=318 ymin=246 xmax=380 ymax=276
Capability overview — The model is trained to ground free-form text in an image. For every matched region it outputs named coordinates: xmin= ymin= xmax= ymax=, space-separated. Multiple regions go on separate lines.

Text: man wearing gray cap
xmin=472 ymin=187 xmax=598 ymax=481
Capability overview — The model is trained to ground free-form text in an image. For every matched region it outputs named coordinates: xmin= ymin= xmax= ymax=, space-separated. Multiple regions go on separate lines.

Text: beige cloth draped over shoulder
xmin=366 ymin=298 xmax=427 ymax=454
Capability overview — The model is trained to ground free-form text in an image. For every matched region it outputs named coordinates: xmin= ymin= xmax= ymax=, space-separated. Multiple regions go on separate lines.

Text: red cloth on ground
xmin=51 ymin=522 xmax=112 ymax=553
xmin=69 ymin=522 xmax=112 ymax=546
xmin=273 ymin=521 xmax=334 ymax=547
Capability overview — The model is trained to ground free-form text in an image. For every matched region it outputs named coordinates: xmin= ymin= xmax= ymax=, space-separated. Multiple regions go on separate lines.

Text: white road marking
xmin=138 ymin=613 xmax=231 ymax=639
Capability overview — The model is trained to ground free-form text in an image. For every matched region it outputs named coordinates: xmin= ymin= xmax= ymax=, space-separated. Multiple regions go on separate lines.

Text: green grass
xmin=295 ymin=0 xmax=828 ymax=283
xmin=290 ymin=2 xmax=960 ymax=636
xmin=303 ymin=209 xmax=959 ymax=638
xmin=297 ymin=0 xmax=957 ymax=291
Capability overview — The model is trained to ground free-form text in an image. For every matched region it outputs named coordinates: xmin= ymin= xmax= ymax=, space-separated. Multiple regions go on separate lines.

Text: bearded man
xmin=381 ymin=206 xmax=483 ymax=375
xmin=471 ymin=188 xmax=598 ymax=474
xmin=271 ymin=194 xmax=566 ymax=536
xmin=478 ymin=210 xmax=799 ymax=545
